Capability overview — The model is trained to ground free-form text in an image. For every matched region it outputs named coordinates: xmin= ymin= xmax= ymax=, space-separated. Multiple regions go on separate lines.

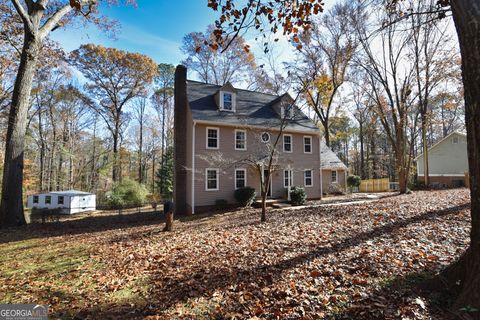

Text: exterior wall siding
xmin=322 ymin=169 xmax=347 ymax=194
xmin=417 ymin=133 xmax=468 ymax=176
xmin=192 ymin=123 xmax=322 ymax=207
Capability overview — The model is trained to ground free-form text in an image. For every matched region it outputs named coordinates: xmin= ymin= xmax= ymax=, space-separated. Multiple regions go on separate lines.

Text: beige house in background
xmin=415 ymin=131 xmax=468 ymax=187
xmin=174 ymin=65 xmax=323 ymax=214
xmin=320 ymin=141 xmax=348 ymax=193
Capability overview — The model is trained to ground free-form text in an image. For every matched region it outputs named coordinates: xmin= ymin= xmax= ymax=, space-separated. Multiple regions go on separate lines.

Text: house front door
xmin=263 ymin=170 xmax=272 ymax=198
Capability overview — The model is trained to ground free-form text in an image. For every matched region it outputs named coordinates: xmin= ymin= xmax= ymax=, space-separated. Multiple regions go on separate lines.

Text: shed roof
xmin=320 ymin=141 xmax=347 ymax=170
xmin=186 ymin=80 xmax=320 ymax=133
xmin=48 ymin=190 xmax=94 ymax=196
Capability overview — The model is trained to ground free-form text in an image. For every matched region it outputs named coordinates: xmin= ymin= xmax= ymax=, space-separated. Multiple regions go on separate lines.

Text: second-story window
xmin=304 ymin=136 xmax=312 ymax=153
xmin=283 ymin=134 xmax=292 ymax=152
xmin=235 ymin=130 xmax=246 ymax=150
xmin=207 ymin=127 xmax=219 ymax=149
xmin=221 ymin=92 xmax=235 ymax=111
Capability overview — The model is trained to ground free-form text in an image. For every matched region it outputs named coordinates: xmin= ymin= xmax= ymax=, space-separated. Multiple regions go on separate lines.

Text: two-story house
xmin=174 ymin=65 xmax=322 ymax=214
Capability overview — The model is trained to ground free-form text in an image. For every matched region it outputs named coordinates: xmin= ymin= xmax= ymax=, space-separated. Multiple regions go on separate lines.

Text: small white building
xmin=27 ymin=190 xmax=96 ymax=214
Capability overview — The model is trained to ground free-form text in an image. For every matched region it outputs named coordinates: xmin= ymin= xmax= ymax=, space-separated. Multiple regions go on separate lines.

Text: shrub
xmin=347 ymin=175 xmax=361 ymax=193
xmin=106 ymin=178 xmax=149 ymax=209
xmin=290 ymin=186 xmax=307 ymax=206
xmin=234 ymin=187 xmax=256 ymax=207
xmin=328 ymin=182 xmax=345 ymax=195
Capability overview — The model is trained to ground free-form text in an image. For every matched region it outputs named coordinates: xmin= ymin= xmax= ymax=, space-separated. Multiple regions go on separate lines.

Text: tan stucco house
xmin=320 ymin=141 xmax=348 ymax=193
xmin=415 ymin=131 xmax=468 ymax=187
xmin=174 ymin=65 xmax=323 ymax=214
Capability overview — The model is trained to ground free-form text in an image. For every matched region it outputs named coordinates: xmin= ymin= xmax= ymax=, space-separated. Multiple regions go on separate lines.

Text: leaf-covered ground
xmin=0 ymin=189 xmax=471 ymax=319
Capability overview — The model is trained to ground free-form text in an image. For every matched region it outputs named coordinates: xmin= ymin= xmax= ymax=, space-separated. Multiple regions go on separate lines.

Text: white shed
xmin=27 ymin=190 xmax=96 ymax=214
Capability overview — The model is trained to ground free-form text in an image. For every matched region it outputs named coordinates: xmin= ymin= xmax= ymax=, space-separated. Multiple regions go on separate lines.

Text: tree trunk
xmin=261 ymin=191 xmax=267 ymax=222
xmin=112 ymin=121 xmax=120 ymax=182
xmin=0 ymin=33 xmax=41 ymax=226
xmin=446 ymin=0 xmax=480 ymax=313
xmin=421 ymin=114 xmax=429 ymax=186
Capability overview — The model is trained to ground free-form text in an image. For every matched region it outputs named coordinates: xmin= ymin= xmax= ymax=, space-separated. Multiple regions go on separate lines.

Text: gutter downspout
xmin=319 ymin=136 xmax=323 ymax=199
xmin=192 ymin=121 xmax=196 ymax=214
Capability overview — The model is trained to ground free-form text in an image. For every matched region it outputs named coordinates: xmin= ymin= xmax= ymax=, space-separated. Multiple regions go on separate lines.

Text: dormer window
xmin=220 ymin=91 xmax=235 ymax=112
xmin=281 ymin=105 xmax=294 ymax=119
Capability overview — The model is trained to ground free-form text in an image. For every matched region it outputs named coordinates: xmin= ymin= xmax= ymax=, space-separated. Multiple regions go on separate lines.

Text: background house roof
xmin=186 ymin=80 xmax=320 ymax=133
xmin=320 ymin=141 xmax=347 ymax=170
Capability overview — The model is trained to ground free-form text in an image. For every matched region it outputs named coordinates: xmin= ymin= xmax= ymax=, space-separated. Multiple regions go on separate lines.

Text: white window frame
xmin=303 ymin=136 xmax=312 ymax=154
xmin=235 ymin=168 xmax=247 ymax=190
xmin=220 ymin=91 xmax=236 ymax=112
xmin=283 ymin=134 xmax=293 ymax=153
xmin=206 ymin=127 xmax=220 ymax=150
xmin=331 ymin=170 xmax=338 ymax=183
xmin=205 ymin=168 xmax=219 ymax=191
xmin=261 ymin=132 xmax=271 ymax=143
xmin=284 ymin=169 xmax=293 ymax=188
xmin=304 ymin=169 xmax=313 ymax=187
xmin=234 ymin=129 xmax=247 ymax=151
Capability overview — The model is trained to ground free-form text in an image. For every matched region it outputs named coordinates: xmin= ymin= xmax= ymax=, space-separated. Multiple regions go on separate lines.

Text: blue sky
xmin=51 ymin=1 xmax=237 ymax=65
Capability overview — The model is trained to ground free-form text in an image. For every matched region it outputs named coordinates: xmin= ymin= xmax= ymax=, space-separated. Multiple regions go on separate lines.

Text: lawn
xmin=0 ymin=189 xmax=471 ymax=319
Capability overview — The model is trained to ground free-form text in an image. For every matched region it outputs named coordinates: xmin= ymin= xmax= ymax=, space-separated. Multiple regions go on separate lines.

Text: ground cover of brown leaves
xmin=0 ymin=189 xmax=471 ymax=319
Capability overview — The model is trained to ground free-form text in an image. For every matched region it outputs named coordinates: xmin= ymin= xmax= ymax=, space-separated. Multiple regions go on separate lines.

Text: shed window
xmin=58 ymin=196 xmax=64 ymax=205
xmin=331 ymin=170 xmax=338 ymax=183
xmin=45 ymin=196 xmax=51 ymax=204
xmin=453 ymin=137 xmax=459 ymax=144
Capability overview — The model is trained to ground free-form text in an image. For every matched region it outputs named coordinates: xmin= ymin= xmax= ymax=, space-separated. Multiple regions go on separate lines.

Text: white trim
xmin=304 ymin=169 xmax=313 ymax=187
xmin=219 ymin=91 xmax=236 ymax=112
xmin=283 ymin=134 xmax=293 ymax=153
xmin=234 ymin=129 xmax=247 ymax=151
xmin=331 ymin=170 xmax=338 ymax=183
xmin=418 ymin=174 xmax=466 ymax=177
xmin=205 ymin=168 xmax=219 ymax=191
xmin=234 ymin=168 xmax=247 ymax=190
xmin=192 ymin=121 xmax=196 ymax=214
xmin=206 ymin=127 xmax=220 ymax=150
xmin=303 ymin=136 xmax=312 ymax=154
xmin=194 ymin=120 xmax=320 ymax=136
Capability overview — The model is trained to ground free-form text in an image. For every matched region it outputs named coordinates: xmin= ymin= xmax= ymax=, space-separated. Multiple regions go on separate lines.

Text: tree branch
xmin=10 ymin=0 xmax=34 ymax=32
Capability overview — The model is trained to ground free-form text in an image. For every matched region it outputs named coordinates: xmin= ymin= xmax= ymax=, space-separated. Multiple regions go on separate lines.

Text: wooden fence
xmin=359 ymin=178 xmax=390 ymax=193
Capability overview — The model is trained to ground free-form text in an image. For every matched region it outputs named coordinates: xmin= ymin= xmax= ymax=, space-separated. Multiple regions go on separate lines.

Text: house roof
xmin=320 ymin=141 xmax=347 ymax=170
xmin=414 ymin=131 xmax=467 ymax=161
xmin=186 ymin=80 xmax=320 ymax=133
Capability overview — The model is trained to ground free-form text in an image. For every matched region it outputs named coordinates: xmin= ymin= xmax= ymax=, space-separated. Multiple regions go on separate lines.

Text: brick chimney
xmin=174 ymin=65 xmax=188 ymax=215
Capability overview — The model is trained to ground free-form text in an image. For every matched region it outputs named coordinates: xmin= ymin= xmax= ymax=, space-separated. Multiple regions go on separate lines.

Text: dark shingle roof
xmin=186 ymin=80 xmax=320 ymax=133
xmin=320 ymin=141 xmax=347 ymax=170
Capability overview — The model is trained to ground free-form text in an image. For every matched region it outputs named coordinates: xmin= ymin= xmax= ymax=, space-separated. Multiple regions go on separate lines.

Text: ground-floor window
xmin=235 ymin=169 xmax=247 ymax=189
xmin=331 ymin=170 xmax=337 ymax=183
xmin=206 ymin=169 xmax=219 ymax=191
xmin=304 ymin=170 xmax=313 ymax=187
xmin=45 ymin=195 xmax=51 ymax=204
xmin=284 ymin=170 xmax=293 ymax=188
xmin=58 ymin=196 xmax=64 ymax=205
xmin=33 ymin=195 xmax=39 ymax=204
